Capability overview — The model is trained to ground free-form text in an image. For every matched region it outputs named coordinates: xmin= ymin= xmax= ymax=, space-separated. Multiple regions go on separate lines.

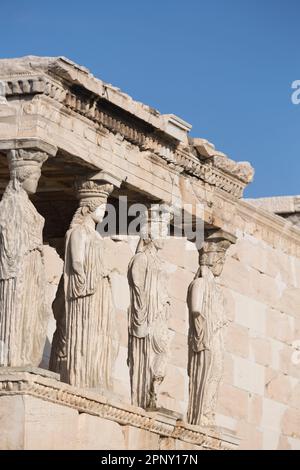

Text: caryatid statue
xmin=0 ymin=149 xmax=49 ymax=367
xmin=63 ymin=176 xmax=119 ymax=390
xmin=187 ymin=230 xmax=235 ymax=426
xmin=127 ymin=204 xmax=173 ymax=409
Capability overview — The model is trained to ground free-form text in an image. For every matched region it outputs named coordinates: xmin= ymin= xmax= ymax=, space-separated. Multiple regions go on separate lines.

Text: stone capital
xmin=198 ymin=229 xmax=236 ymax=275
xmin=74 ymin=170 xmax=122 ymax=207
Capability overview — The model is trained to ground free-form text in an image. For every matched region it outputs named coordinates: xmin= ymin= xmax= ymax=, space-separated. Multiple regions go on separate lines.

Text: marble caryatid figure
xmin=0 ymin=149 xmax=48 ymax=367
xmin=64 ymin=178 xmax=119 ymax=390
xmin=127 ymin=205 xmax=173 ymax=409
xmin=187 ymin=230 xmax=235 ymax=426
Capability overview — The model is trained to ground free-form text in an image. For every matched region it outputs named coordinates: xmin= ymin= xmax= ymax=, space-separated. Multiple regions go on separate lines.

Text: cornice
xmin=237 ymin=200 xmax=300 ymax=257
xmin=1 ymin=69 xmax=249 ymax=199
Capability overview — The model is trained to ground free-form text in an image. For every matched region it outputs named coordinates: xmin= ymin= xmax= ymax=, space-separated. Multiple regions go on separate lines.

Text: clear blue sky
xmin=1 ymin=0 xmax=299 ymax=197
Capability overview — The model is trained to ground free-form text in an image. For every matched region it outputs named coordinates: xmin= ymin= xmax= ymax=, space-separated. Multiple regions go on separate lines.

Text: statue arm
xmin=66 ymin=227 xmax=91 ymax=299
xmin=69 ymin=228 xmax=86 ymax=277
xmin=130 ymin=253 xmax=147 ymax=306
xmin=188 ymin=277 xmax=207 ymax=351
xmin=189 ymin=277 xmax=205 ymax=318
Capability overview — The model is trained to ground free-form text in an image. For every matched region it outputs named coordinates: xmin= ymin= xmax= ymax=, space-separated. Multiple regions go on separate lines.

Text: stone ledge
xmin=0 ymin=368 xmax=238 ymax=450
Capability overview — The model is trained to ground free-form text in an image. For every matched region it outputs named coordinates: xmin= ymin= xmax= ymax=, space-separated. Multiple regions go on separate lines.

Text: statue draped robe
xmin=127 ymin=246 xmax=171 ymax=409
xmin=187 ymin=272 xmax=226 ymax=426
xmin=49 ymin=275 xmax=66 ymax=376
xmin=65 ymin=223 xmax=118 ymax=389
xmin=0 ymin=181 xmax=48 ymax=366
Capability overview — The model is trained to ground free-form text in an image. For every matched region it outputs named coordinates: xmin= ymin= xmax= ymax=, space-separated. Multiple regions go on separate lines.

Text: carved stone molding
xmin=0 ymin=368 xmax=239 ymax=450
xmin=0 ymin=56 xmax=253 ymax=199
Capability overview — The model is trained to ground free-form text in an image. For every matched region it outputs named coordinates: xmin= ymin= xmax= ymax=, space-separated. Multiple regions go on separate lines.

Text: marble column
xmin=187 ymin=229 xmax=236 ymax=426
xmin=0 ymin=148 xmax=50 ymax=367
xmin=127 ymin=204 xmax=174 ymax=409
xmin=50 ymin=172 xmax=121 ymax=392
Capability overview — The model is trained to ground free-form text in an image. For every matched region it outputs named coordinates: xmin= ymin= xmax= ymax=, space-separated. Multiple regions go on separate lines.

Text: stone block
xmin=276 ymin=252 xmax=299 ymax=288
xmin=281 ymin=407 xmax=300 ymax=439
xmin=112 ymin=378 xmax=131 ymax=403
xmin=168 ymin=268 xmax=194 ymax=302
xmin=248 ymin=393 xmax=263 ymax=426
xmin=290 ymin=382 xmax=300 ymax=410
xmin=276 ymin=287 xmax=300 ymax=318
xmin=78 ymin=414 xmax=125 ymax=450
xmin=115 ymin=309 xmax=129 ymax=348
xmin=220 ymin=257 xmax=253 ymax=297
xmin=217 ymin=383 xmax=248 ymax=420
xmin=233 ymin=357 xmax=265 ymax=395
xmin=158 ymin=395 xmax=182 ymax=414
xmin=225 ymin=322 xmax=249 ymax=358
xmin=161 ymin=237 xmax=198 ymax=273
xmin=262 ymin=429 xmax=280 ymax=450
xmin=222 ymin=286 xmax=236 ymax=322
xmin=231 ymin=238 xmax=276 ymax=278
xmin=261 ymin=398 xmax=286 ymax=432
xmin=269 ymin=338 xmax=284 ymax=370
xmin=122 ymin=425 xmax=159 ymax=450
xmin=249 ymin=336 xmax=272 ymax=367
xmin=113 ymin=345 xmax=130 ymax=385
xmin=24 ymin=396 xmax=78 ymax=450
xmin=170 ymin=332 xmax=188 ymax=369
xmin=279 ymin=344 xmax=300 ymax=379
xmin=160 ymin=365 xmax=187 ymax=402
xmin=291 ymin=257 xmax=300 ymax=289
xmin=215 ymin=413 xmax=237 ymax=432
xmin=0 ymin=395 xmax=24 ymax=450
xmin=237 ymin=420 xmax=263 ymax=450
xmin=223 ymin=352 xmax=234 ymax=385
xmin=266 ymin=308 xmax=295 ymax=344
xmin=168 ymin=298 xmax=189 ymax=334
xmin=231 ymin=291 xmax=266 ymax=336
xmin=265 ymin=368 xmax=293 ymax=404
xmin=107 ymin=239 xmax=132 ymax=275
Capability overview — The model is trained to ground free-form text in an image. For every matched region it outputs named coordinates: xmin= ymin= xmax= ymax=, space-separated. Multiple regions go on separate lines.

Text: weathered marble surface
xmin=0 ymin=56 xmax=299 ymax=451
xmin=0 ymin=149 xmax=49 ymax=368
xmin=187 ymin=230 xmax=235 ymax=426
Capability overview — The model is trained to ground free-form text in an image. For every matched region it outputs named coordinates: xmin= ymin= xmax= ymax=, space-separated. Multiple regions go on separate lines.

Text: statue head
xmin=19 ymin=166 xmax=42 ymax=194
xmin=8 ymin=149 xmax=47 ymax=195
xmin=71 ymin=178 xmax=114 ymax=227
xmin=199 ymin=230 xmax=236 ymax=277
xmin=139 ymin=203 xmax=173 ymax=251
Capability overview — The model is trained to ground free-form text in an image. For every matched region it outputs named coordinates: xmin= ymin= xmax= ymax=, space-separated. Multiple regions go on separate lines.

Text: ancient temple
xmin=0 ymin=56 xmax=299 ymax=450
